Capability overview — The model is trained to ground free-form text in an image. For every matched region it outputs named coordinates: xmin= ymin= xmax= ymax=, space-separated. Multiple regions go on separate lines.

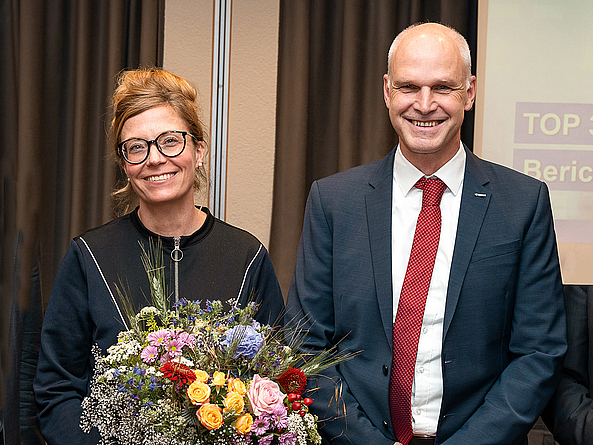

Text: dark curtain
xmin=0 ymin=1 xmax=164 ymax=443
xmin=270 ymin=0 xmax=478 ymax=295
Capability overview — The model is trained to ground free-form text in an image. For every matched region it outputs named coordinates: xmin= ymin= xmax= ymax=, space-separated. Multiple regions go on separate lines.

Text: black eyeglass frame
xmin=118 ymin=130 xmax=200 ymax=165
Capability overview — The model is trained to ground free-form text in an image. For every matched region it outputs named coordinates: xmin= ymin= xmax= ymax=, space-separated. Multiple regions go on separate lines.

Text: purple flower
xmin=173 ymin=298 xmax=188 ymax=308
xmin=147 ymin=329 xmax=170 ymax=347
xmin=270 ymin=403 xmax=288 ymax=429
xmin=222 ymin=325 xmax=263 ymax=359
xmin=251 ymin=415 xmax=271 ymax=435
xmin=141 ymin=345 xmax=158 ymax=364
xmin=257 ymin=435 xmax=274 ymax=445
xmin=167 ymin=338 xmax=183 ymax=358
xmin=278 ymin=432 xmax=297 ymax=445
xmin=176 ymin=331 xmax=196 ymax=348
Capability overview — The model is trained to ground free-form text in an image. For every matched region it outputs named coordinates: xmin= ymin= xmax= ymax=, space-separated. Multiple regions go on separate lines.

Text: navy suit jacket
xmin=286 ymin=146 xmax=566 ymax=445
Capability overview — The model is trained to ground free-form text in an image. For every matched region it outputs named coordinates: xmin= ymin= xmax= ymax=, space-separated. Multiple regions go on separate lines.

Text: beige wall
xmin=163 ymin=0 xmax=280 ymax=247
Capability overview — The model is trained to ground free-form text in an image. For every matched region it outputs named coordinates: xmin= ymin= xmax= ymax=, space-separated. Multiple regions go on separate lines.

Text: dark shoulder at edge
xmin=73 ymin=214 xmax=133 ymax=245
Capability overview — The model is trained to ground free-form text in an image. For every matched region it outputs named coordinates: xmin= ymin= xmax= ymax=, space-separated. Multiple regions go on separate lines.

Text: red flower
xmin=160 ymin=361 xmax=196 ymax=386
xmin=277 ymin=367 xmax=307 ymax=395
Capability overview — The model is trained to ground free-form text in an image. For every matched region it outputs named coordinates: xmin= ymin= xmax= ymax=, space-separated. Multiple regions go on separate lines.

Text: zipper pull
xmin=171 ymin=237 xmax=183 ymax=262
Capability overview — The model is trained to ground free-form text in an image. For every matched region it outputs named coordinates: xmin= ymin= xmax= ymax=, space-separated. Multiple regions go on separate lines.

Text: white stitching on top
xmin=231 ymin=244 xmax=262 ymax=308
xmin=79 ymin=236 xmax=129 ymax=330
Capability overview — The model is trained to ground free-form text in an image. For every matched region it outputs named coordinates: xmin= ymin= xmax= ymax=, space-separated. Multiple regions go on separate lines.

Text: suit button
xmin=383 ymin=420 xmax=389 ymax=430
xmin=382 ymin=365 xmax=388 ymax=376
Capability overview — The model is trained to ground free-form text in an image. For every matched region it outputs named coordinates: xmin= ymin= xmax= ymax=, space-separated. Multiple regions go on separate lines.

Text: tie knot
xmin=415 ymin=177 xmax=446 ymax=207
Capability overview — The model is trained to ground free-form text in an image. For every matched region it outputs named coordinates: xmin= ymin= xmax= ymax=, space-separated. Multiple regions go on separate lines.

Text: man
xmin=286 ymin=23 xmax=566 ymax=445
xmin=544 ymin=285 xmax=593 ymax=445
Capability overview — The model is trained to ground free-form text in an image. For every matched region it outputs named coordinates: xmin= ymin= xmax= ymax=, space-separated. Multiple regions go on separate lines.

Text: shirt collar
xmin=394 ymin=142 xmax=466 ymax=197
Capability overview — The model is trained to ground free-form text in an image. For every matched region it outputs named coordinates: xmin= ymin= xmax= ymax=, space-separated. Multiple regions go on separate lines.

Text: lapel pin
xmin=474 ymin=193 xmax=487 ymax=197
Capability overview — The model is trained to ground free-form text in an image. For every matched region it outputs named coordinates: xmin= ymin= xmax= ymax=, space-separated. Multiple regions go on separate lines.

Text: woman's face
xmin=121 ymin=105 xmax=204 ymax=212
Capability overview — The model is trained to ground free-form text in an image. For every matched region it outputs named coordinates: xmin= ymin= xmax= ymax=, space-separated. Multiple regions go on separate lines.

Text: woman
xmin=33 ymin=68 xmax=284 ymax=445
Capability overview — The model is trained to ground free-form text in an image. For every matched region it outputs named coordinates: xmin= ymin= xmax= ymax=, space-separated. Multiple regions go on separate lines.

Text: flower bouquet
xmin=80 ymin=243 xmax=351 ymax=444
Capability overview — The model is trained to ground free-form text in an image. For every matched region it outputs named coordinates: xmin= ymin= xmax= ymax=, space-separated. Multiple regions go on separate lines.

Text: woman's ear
xmin=195 ymin=141 xmax=206 ymax=169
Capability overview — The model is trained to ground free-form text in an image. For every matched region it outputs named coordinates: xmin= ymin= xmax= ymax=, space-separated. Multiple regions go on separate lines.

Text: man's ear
xmin=383 ymin=74 xmax=391 ymax=110
xmin=465 ymin=75 xmax=477 ymax=111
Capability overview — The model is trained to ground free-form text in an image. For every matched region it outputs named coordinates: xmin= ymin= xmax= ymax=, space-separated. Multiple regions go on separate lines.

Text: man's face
xmin=383 ymin=26 xmax=476 ymax=174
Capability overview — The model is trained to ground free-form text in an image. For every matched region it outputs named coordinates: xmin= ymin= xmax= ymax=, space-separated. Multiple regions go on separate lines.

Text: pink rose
xmin=247 ymin=374 xmax=285 ymax=415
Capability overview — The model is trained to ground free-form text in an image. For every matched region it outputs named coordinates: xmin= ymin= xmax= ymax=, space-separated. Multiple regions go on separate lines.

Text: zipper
xmin=171 ymin=237 xmax=183 ymax=304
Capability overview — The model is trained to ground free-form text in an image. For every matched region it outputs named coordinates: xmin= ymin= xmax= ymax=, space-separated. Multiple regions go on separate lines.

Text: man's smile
xmin=409 ymin=119 xmax=444 ymax=127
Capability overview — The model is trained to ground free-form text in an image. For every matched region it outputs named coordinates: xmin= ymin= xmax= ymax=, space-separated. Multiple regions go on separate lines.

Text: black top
xmin=34 ymin=207 xmax=284 ymax=445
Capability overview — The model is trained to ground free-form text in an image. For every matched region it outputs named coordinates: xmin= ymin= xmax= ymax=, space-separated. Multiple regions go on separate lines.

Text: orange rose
xmin=223 ymin=391 xmax=245 ymax=414
xmin=212 ymin=371 xmax=226 ymax=387
xmin=197 ymin=403 xmax=223 ymax=430
xmin=187 ymin=381 xmax=211 ymax=405
xmin=228 ymin=377 xmax=247 ymax=396
xmin=234 ymin=413 xmax=253 ymax=435
xmin=194 ymin=369 xmax=209 ymax=383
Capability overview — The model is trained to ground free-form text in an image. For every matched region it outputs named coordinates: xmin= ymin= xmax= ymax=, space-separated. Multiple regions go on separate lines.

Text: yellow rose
xmin=187 ymin=381 xmax=211 ymax=405
xmin=228 ymin=377 xmax=247 ymax=396
xmin=197 ymin=403 xmax=223 ymax=430
xmin=223 ymin=391 xmax=245 ymax=414
xmin=194 ymin=369 xmax=209 ymax=383
xmin=212 ymin=371 xmax=226 ymax=387
xmin=234 ymin=413 xmax=253 ymax=435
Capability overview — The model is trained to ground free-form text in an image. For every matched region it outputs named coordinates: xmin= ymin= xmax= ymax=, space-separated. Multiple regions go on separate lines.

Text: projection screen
xmin=475 ymin=0 xmax=593 ymax=284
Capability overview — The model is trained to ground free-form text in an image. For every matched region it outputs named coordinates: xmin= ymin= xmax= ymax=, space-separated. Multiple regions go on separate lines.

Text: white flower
xmin=287 ymin=412 xmax=309 ymax=445
xmin=102 ymin=368 xmax=118 ymax=380
xmin=105 ymin=334 xmax=142 ymax=364
xmin=303 ymin=412 xmax=316 ymax=429
xmin=140 ymin=306 xmax=158 ymax=317
xmin=171 ymin=356 xmax=193 ymax=367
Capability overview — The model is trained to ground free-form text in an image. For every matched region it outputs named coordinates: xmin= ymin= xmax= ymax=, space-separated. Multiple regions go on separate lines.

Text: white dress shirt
xmin=391 ymin=143 xmax=465 ymax=435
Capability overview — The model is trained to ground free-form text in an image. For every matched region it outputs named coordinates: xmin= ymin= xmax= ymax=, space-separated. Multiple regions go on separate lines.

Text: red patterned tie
xmin=389 ymin=177 xmax=447 ymax=445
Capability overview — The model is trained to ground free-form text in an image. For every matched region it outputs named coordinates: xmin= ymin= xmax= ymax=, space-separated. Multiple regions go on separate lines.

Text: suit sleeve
xmin=33 ymin=241 xmax=98 ymax=445
xmin=443 ymin=181 xmax=566 ymax=444
xmin=286 ymin=181 xmax=395 ymax=445
xmin=543 ymin=285 xmax=593 ymax=445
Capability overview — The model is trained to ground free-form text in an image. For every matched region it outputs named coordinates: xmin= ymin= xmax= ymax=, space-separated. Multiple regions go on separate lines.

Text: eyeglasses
xmin=119 ymin=130 xmax=198 ymax=164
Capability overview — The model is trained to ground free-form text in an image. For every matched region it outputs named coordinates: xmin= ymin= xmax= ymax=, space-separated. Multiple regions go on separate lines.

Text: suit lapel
xmin=364 ymin=147 xmax=490 ymax=344
xmin=366 ymin=149 xmax=396 ymax=347
xmin=443 ymin=149 xmax=491 ymax=338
